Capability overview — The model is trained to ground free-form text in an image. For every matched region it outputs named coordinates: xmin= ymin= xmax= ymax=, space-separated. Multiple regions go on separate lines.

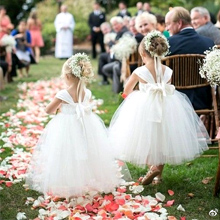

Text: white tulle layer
xmin=109 ymin=90 xmax=210 ymax=167
xmin=26 ymin=107 xmax=121 ymax=198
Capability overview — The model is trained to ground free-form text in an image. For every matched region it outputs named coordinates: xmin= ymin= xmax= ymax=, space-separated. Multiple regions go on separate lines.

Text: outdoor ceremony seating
xmin=125 ymin=50 xmax=142 ymax=79
xmin=161 ymin=54 xmax=220 ymax=196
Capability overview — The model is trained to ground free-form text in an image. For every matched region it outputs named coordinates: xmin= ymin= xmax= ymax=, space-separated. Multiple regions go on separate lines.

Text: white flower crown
xmin=67 ymin=53 xmax=94 ymax=81
xmin=144 ymin=30 xmax=169 ymax=58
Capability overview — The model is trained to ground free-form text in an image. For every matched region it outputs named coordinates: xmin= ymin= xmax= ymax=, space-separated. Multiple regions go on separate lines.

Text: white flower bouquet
xmin=199 ymin=46 xmax=220 ymax=87
xmin=111 ymin=34 xmax=138 ymax=61
xmin=0 ymin=34 xmax=16 ymax=47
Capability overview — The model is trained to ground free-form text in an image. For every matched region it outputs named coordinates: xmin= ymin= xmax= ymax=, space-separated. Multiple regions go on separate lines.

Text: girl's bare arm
xmin=123 ymin=73 xmax=139 ymax=95
xmin=45 ymin=98 xmax=62 ymax=114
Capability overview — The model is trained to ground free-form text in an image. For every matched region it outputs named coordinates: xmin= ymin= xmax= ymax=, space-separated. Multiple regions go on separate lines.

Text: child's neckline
xmin=65 ymin=89 xmax=87 ymax=104
xmin=142 ymin=65 xmax=167 ymax=83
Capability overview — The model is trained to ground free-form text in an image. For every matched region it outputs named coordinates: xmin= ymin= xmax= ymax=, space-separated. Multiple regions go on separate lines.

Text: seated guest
xmin=165 ymin=6 xmax=215 ymax=110
xmin=0 ymin=35 xmax=16 ymax=82
xmin=135 ymin=12 xmax=157 ymax=36
xmin=11 ymin=20 xmax=35 ymax=78
xmin=100 ymin=22 xmax=116 ymax=53
xmin=155 ymin=14 xmax=169 ymax=38
xmin=128 ymin=16 xmax=144 ymax=43
xmin=123 ymin=15 xmax=131 ymax=30
xmin=215 ymin=10 xmax=220 ymax=29
xmin=103 ymin=17 xmax=143 ymax=93
xmin=98 ymin=16 xmax=128 ymax=85
xmin=190 ymin=6 xmax=220 ymax=45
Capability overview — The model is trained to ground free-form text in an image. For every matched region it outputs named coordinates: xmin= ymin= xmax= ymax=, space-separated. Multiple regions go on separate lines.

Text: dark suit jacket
xmin=88 ymin=11 xmax=105 ymax=32
xmin=167 ymin=28 xmax=215 ymax=110
xmin=117 ymin=10 xmax=131 ymax=18
xmin=168 ymin=28 xmax=214 ymax=56
xmin=115 ymin=26 xmax=129 ymax=41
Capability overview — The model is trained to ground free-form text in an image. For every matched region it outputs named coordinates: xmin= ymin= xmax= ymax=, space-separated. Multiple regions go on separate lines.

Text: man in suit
xmin=117 ymin=1 xmax=131 ymax=18
xmin=88 ymin=2 xmax=106 ymax=59
xmin=190 ymin=6 xmax=220 ymax=45
xmin=165 ymin=6 xmax=215 ymax=110
xmin=135 ymin=2 xmax=143 ymax=16
xmin=98 ymin=16 xmax=128 ymax=85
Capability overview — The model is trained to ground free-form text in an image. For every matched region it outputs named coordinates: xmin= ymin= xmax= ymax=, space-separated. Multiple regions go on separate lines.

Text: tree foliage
xmin=0 ymin=0 xmax=43 ymax=26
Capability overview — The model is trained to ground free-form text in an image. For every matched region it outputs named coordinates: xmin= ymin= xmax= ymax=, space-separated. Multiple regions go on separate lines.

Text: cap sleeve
xmin=55 ymin=90 xmax=74 ymax=104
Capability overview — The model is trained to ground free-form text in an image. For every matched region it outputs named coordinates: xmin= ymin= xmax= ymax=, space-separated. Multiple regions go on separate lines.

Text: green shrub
xmin=41 ymin=23 xmax=56 ymax=55
xmin=74 ymin=22 xmax=90 ymax=42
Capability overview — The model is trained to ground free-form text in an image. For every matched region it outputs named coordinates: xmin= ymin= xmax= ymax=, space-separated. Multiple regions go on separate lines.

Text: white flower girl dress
xmin=26 ymin=89 xmax=120 ymax=198
xmin=109 ymin=65 xmax=210 ymax=167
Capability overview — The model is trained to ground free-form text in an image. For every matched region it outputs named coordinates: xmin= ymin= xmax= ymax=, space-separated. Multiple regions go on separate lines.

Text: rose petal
xmin=155 ymin=192 xmax=165 ymax=202
xmin=168 ymin=190 xmax=174 ymax=196
xmin=177 ymin=204 xmax=185 ymax=212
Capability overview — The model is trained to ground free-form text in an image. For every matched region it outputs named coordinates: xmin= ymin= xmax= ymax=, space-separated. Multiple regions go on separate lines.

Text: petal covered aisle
xmin=0 ymin=79 xmax=179 ymax=220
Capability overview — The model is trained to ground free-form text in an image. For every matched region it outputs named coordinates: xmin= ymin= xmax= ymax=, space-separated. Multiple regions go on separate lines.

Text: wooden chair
xmin=161 ymin=54 xmax=220 ymax=196
xmin=124 ymin=50 xmax=142 ymax=79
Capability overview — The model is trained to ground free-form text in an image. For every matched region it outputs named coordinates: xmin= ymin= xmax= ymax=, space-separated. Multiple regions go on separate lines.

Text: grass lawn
xmin=0 ymin=55 xmax=219 ymax=220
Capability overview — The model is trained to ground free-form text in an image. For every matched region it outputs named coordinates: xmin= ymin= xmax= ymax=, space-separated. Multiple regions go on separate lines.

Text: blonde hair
xmin=135 ymin=12 xmax=157 ymax=32
xmin=61 ymin=53 xmax=93 ymax=81
xmin=171 ymin=7 xmax=191 ymax=25
xmin=61 ymin=54 xmax=94 ymax=103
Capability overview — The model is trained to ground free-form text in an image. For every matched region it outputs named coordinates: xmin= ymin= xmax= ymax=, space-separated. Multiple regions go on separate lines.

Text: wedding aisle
xmin=0 ymin=78 xmax=183 ymax=220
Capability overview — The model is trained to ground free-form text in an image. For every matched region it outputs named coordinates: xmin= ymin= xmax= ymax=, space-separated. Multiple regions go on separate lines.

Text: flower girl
xmin=109 ymin=31 xmax=210 ymax=185
xmin=26 ymin=53 xmax=121 ymax=198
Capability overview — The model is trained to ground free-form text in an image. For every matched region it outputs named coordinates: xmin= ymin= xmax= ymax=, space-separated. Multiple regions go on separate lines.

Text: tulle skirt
xmin=109 ymin=90 xmax=210 ymax=167
xmin=26 ymin=112 xmax=121 ymax=198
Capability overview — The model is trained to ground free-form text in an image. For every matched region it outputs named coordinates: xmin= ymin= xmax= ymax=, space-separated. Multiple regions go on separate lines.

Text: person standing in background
xmin=0 ymin=5 xmax=14 ymax=40
xmin=117 ymin=1 xmax=131 ymax=18
xmin=54 ymin=4 xmax=75 ymax=59
xmin=27 ymin=10 xmax=44 ymax=63
xmin=88 ymin=2 xmax=106 ymax=59
xmin=135 ymin=2 xmax=143 ymax=16
xmin=143 ymin=2 xmax=154 ymax=15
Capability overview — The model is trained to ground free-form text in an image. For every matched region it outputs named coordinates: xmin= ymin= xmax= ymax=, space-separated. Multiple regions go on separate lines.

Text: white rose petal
xmin=16 ymin=212 xmax=27 ymax=220
xmin=155 ymin=192 xmax=166 ymax=202
xmin=177 ymin=204 xmax=185 ymax=212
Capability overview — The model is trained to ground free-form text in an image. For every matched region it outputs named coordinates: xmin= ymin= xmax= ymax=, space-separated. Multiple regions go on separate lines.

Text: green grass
xmin=0 ymin=56 xmax=219 ymax=220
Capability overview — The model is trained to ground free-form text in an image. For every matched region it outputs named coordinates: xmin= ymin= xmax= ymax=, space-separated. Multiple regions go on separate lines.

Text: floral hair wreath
xmin=143 ymin=30 xmax=170 ymax=58
xmin=67 ymin=53 xmax=94 ymax=81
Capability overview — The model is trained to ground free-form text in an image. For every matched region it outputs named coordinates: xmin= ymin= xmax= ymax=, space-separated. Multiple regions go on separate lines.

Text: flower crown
xmin=143 ymin=30 xmax=169 ymax=58
xmin=67 ymin=53 xmax=94 ymax=81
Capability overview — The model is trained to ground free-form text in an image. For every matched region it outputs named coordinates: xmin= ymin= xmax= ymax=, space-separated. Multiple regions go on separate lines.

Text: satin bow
xmin=75 ymin=103 xmax=91 ymax=120
xmin=146 ymin=82 xmax=175 ymax=123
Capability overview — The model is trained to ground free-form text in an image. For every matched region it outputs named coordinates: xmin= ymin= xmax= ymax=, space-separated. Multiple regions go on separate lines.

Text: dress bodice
xmin=133 ymin=65 xmax=175 ymax=123
xmin=55 ymin=89 xmax=92 ymax=116
xmin=29 ymin=24 xmax=41 ymax=31
xmin=134 ymin=65 xmax=173 ymax=90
